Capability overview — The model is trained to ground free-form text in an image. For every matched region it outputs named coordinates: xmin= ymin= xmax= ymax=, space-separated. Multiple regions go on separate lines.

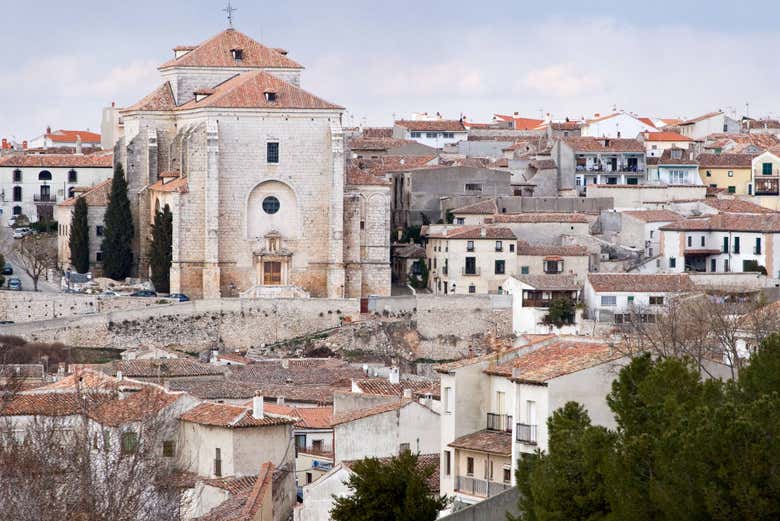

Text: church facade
xmin=116 ymin=29 xmax=390 ymax=299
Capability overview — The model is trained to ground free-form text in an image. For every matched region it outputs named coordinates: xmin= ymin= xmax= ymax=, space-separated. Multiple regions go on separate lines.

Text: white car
xmin=12 ymin=227 xmax=32 ymax=239
xmin=7 ymin=218 xmax=16 ymax=228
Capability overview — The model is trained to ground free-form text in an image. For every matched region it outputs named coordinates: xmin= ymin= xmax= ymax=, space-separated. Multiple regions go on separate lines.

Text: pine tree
xmin=149 ymin=204 xmax=173 ymax=293
xmin=101 ymin=163 xmax=134 ymax=280
xmin=68 ymin=197 xmax=90 ymax=274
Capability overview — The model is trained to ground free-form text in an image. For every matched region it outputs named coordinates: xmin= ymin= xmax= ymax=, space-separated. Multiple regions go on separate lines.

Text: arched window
xmin=12 ymin=186 xmax=22 ymax=202
xmin=38 ymin=170 xmax=52 ymax=181
xmin=68 ymin=169 xmax=77 ymax=183
xmin=12 ymin=206 xmax=21 ymax=216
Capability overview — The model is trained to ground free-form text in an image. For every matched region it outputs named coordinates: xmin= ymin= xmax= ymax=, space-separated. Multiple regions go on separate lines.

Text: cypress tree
xmin=68 ymin=197 xmax=90 ymax=274
xmin=101 ymin=163 xmax=134 ymax=280
xmin=149 ymin=204 xmax=173 ymax=293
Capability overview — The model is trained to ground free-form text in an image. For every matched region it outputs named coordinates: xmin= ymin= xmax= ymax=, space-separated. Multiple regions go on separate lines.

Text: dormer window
xmin=264 ymin=90 xmax=277 ymax=103
xmin=671 ymin=149 xmax=682 ymax=160
xmin=231 ymin=48 xmax=244 ymax=60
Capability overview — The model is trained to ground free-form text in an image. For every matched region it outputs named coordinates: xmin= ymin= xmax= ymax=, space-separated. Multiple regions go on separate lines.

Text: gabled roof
xmin=448 ymin=429 xmax=511 ymax=456
xmin=643 ymin=131 xmax=692 ymax=142
xmin=516 ymin=241 xmax=589 ymax=256
xmin=563 ymin=137 xmax=644 ymax=153
xmin=159 ymin=28 xmax=303 ymax=70
xmin=587 ymin=273 xmax=695 ymax=292
xmin=658 ymin=147 xmax=697 ymax=165
xmin=174 ymin=70 xmax=342 ymax=111
xmin=149 ymin=176 xmax=189 ymax=193
xmin=701 ymin=199 xmax=776 ymax=214
xmin=514 ymin=274 xmax=581 ymax=291
xmin=680 ymin=111 xmax=723 ymax=125
xmin=394 ymin=120 xmax=465 ymax=132
xmin=331 ymin=399 xmax=415 ymax=426
xmin=46 ymin=129 xmax=101 ymax=144
xmin=621 ymin=209 xmax=682 ymax=223
xmin=352 ymin=378 xmax=440 ymax=399
xmin=0 ymin=152 xmax=113 ymax=168
xmin=122 ymin=82 xmax=177 ymax=112
xmin=660 ymin=213 xmax=780 ymax=233
xmin=179 ymin=402 xmax=295 ymax=428
xmin=104 ymin=359 xmax=226 ymax=378
xmin=427 ymin=226 xmax=516 ymax=240
xmin=696 ymin=153 xmax=754 ymax=168
xmin=346 ymin=166 xmax=391 ymax=186
xmin=484 ymin=338 xmax=617 ymax=384
xmin=492 ymin=213 xmax=589 ymax=224
xmin=58 ymin=179 xmax=112 ymax=207
xmin=451 ymin=199 xmax=499 ymax=215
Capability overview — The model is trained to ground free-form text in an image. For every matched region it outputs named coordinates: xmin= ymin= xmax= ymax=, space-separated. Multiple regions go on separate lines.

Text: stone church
xmin=116 ymin=28 xmax=390 ymax=299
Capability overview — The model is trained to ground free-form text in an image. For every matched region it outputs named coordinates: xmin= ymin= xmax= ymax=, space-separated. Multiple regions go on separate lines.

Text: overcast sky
xmin=1 ymin=0 xmax=778 ymax=140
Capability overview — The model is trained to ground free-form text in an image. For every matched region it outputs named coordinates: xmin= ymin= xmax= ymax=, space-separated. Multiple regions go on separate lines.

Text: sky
xmin=1 ymin=0 xmax=779 ymax=141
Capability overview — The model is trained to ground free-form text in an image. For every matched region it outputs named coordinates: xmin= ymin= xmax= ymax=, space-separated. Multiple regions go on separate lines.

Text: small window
xmin=762 ymin=162 xmax=773 ymax=175
xmin=231 ymin=48 xmax=243 ymax=60
xmin=521 ymin=266 xmax=529 ymax=275
xmin=728 ymin=186 xmax=736 ymax=193
xmin=724 ymin=259 xmax=730 ymax=272
xmin=722 ymin=237 xmax=729 ymax=253
xmin=96 ymin=251 xmax=103 ymax=262
xmin=706 ymin=170 xmax=712 ymax=177
xmin=426 ymin=132 xmax=438 ymax=138
xmin=121 ymin=431 xmax=138 ymax=454
xmin=600 ymin=295 xmax=617 ymax=307
xmin=68 ymin=169 xmax=78 ymax=183
xmin=13 ymin=186 xmax=22 ymax=202
xmin=399 ymin=443 xmax=410 ymax=453
xmin=410 ymin=132 xmax=421 ymax=138
xmin=38 ymin=170 xmax=52 ymax=181
xmin=306 ymin=472 xmax=313 ymax=484
xmin=669 ymin=257 xmax=676 ymax=268
xmin=12 ymin=206 xmax=21 ymax=216
xmin=687 ymin=236 xmax=692 ymax=247
xmin=466 ymin=240 xmax=474 ymax=252
xmin=468 ymin=285 xmax=476 ymax=294
xmin=465 ymin=183 xmax=482 ymax=192
xmin=12 ymin=169 xmax=22 ymax=183
xmin=503 ymin=467 xmax=511 ymax=483
xmin=442 ymin=132 xmax=455 ymax=139
xmin=267 ymin=142 xmax=279 ymax=164
xmin=444 ymin=450 xmax=451 ymax=475
xmin=733 ymin=237 xmax=740 ymax=254
xmin=444 ymin=387 xmax=453 ymax=413
xmin=163 ymin=440 xmax=175 ymax=457
xmin=727 ymin=170 xmax=734 ymax=177
xmin=456 ymin=217 xmax=465 ymax=225
xmin=649 ymin=296 xmax=664 ymax=305
xmin=495 ymin=240 xmax=503 ymax=252
xmin=495 ymin=260 xmax=505 ymax=275
xmin=466 ymin=457 xmax=474 ymax=476
xmin=262 ymin=196 xmax=280 ymax=214
xmin=509 ymin=243 xmax=515 ymax=253
xmin=627 ymin=296 xmax=635 ymax=303
xmin=96 ymin=225 xmax=104 ymax=237
xmin=700 ymin=236 xmax=705 ymax=247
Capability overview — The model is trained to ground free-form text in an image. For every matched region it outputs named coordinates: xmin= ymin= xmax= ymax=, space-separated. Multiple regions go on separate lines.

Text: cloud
xmin=521 ymin=64 xmax=603 ymax=98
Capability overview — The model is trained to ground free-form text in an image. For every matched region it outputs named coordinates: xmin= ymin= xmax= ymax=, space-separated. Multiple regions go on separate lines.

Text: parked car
xmin=7 ymin=278 xmax=22 ymax=291
xmin=1 ymin=263 xmax=12 ymax=275
xmin=168 ymin=293 xmax=190 ymax=302
xmin=12 ymin=227 xmax=32 ymax=239
xmin=102 ymin=290 xmax=119 ymax=297
xmin=130 ymin=290 xmax=157 ymax=297
xmin=0 ymin=320 xmax=15 ymax=325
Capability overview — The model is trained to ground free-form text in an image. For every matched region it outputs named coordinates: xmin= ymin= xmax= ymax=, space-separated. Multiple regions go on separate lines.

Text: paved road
xmin=0 ymin=226 xmax=58 ymax=293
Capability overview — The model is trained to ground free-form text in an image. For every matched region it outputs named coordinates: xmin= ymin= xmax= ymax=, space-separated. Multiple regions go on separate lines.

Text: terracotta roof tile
xmin=160 ymin=29 xmax=303 ymax=70
xmin=353 ymin=378 xmax=440 ymax=399
xmin=395 ymin=120 xmax=465 ymax=132
xmin=203 ymin=475 xmax=258 ymax=495
xmin=484 ymin=338 xmax=617 ymax=383
xmin=658 ymin=147 xmax=698 ymax=165
xmin=701 ymin=199 xmax=777 ymax=214
xmin=451 ymin=199 xmax=499 ymax=215
xmin=0 ymin=152 xmax=113 ymax=168
xmin=587 ymin=273 xmax=695 ymax=292
xmin=427 ymin=226 xmax=516 ymax=240
xmin=492 ymin=213 xmax=589 ymax=224
xmin=149 ymin=177 xmax=189 ymax=193
xmin=564 ymin=137 xmax=644 ymax=153
xmin=643 ymin=131 xmax=692 ymax=142
xmin=175 ymin=70 xmax=342 ymax=111
xmin=622 ymin=210 xmax=682 ymax=222
xmin=448 ymin=429 xmax=511 ymax=456
xmin=697 ymin=153 xmax=754 ymax=168
xmin=660 ymin=213 xmax=780 ymax=232
xmin=167 ymin=379 xmax=259 ymax=400
xmin=179 ymin=402 xmax=295 ymax=428
xmin=46 ymin=129 xmax=101 ymax=144
xmin=514 ymin=274 xmax=581 ymax=291
xmin=122 ymin=82 xmax=176 ymax=112
xmin=346 ymin=166 xmax=391 ymax=186
xmin=290 ymin=406 xmax=333 ymax=429
xmin=106 ymin=359 xmax=226 ymax=378
xmin=58 ymin=178 xmax=112 ymax=207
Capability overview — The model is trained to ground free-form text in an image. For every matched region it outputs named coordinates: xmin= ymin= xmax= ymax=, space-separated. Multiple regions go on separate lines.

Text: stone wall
xmin=0 ymin=293 xmax=177 ymax=323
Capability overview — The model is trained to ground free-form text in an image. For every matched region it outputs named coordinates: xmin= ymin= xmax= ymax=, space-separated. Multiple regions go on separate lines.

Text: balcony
xmin=461 ymin=267 xmax=481 ymax=276
xmin=515 ymin=423 xmax=538 ymax=445
xmin=486 ymin=413 xmax=513 ymax=433
xmin=754 ymin=179 xmax=779 ymax=196
xmin=33 ymin=194 xmax=57 ymax=203
xmin=296 ymin=444 xmax=334 ymax=459
xmin=455 ymin=475 xmax=512 ymax=498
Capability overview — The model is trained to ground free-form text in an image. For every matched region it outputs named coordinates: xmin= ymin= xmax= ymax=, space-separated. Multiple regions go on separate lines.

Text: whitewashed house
xmin=678 ymin=111 xmax=741 ymax=140
xmin=579 ymin=112 xmax=657 ymax=139
xmin=619 ymin=209 xmax=682 ymax=258
xmin=584 ymin=273 xmax=696 ymax=323
xmin=393 ymin=119 xmax=467 ymax=149
xmin=503 ymin=275 xmax=582 ymax=335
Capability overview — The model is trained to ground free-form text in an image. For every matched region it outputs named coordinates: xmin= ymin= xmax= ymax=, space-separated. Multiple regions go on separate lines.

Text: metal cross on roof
xmin=222 ymin=1 xmax=237 ymax=28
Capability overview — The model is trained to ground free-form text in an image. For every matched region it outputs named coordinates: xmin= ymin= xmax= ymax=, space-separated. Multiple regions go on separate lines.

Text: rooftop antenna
xmin=222 ymin=1 xmax=237 ymax=28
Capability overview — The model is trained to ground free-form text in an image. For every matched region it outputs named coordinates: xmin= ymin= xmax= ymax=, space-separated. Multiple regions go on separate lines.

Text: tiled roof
xmin=395 ymin=120 xmax=465 ymax=132
xmin=346 ymin=166 xmax=391 ymax=186
xmin=231 ymin=383 xmax=347 ymax=405
xmin=167 ymin=379 xmax=260 ymax=400
xmin=643 ymin=131 xmax=692 ymax=142
xmin=175 ymin=70 xmax=342 ymax=111
xmin=516 ymin=241 xmax=588 ymax=256
xmin=658 ymin=147 xmax=698 ymax=165
xmin=89 ymin=387 xmax=181 ymax=427
xmin=353 ymin=378 xmax=440 ymax=399
xmin=529 ymin=158 xmax=557 ymax=170
xmin=680 ymin=111 xmax=722 ymax=125
xmin=331 ymin=399 xmax=413 ymax=426
xmin=660 ymin=213 xmax=780 ymax=233
xmin=106 ymin=359 xmax=226 ymax=378
xmin=587 ymin=273 xmax=695 ymax=292
xmin=701 ymin=199 xmax=777 ymax=214
xmin=179 ymin=402 xmax=295 ymax=428
xmin=290 ymin=406 xmax=333 ymax=429
xmin=621 ymin=209 xmax=682 ymax=222
xmin=448 ymin=429 xmax=511 ymax=456
xmin=0 ymin=393 xmax=83 ymax=416
xmin=428 ymin=226 xmax=516 ymax=240
xmin=123 ymin=82 xmax=177 ymax=112
xmin=514 ymin=274 xmax=581 ymax=291
xmin=564 ymin=137 xmax=644 ymax=153
xmin=451 ymin=199 xmax=499 ymax=215
xmin=492 ymin=213 xmax=589 ymax=224
xmin=230 ymin=358 xmax=364 ymax=385
xmin=548 ymin=121 xmax=582 ymax=131
xmin=0 ymin=364 xmax=44 ymax=379
xmin=46 ymin=129 xmax=101 ymax=144
xmin=149 ymin=177 xmax=189 ymax=193
xmin=58 ymin=179 xmax=111 ymax=207
xmin=348 ymin=137 xmax=427 ymax=151
xmin=393 ymin=243 xmax=426 ymax=258
xmin=160 ymin=29 xmax=303 ymax=70
xmin=348 ymin=155 xmax=438 ymax=177
xmin=0 ymin=152 xmax=113 ymax=168
xmin=484 ymin=338 xmax=617 ymax=384
xmin=361 ymin=127 xmax=393 ymax=138
xmin=203 ymin=475 xmax=258 ymax=495
xmin=697 ymin=153 xmax=754 ymax=168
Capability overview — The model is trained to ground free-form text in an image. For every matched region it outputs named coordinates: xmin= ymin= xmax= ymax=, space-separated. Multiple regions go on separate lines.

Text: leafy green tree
xmin=408 ymin=259 xmax=429 ymax=289
xmin=68 ymin=197 xmax=90 ymax=274
xmin=148 ymin=204 xmax=173 ymax=293
xmin=101 ymin=163 xmax=134 ymax=280
xmin=542 ymin=298 xmax=575 ymax=328
xmin=330 ymin=451 xmax=448 ymax=521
